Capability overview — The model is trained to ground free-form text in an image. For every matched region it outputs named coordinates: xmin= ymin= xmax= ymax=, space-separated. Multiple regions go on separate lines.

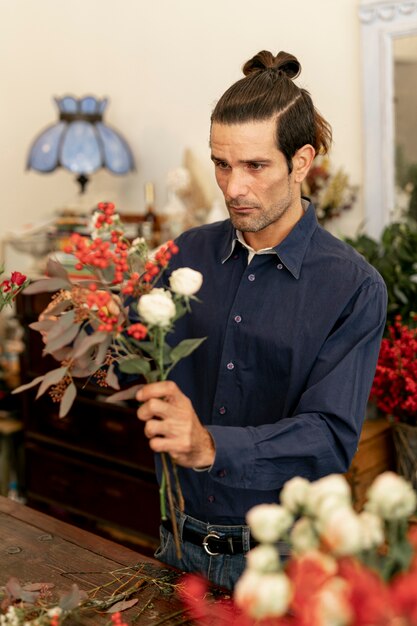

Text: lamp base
xmin=76 ymin=174 xmax=89 ymax=194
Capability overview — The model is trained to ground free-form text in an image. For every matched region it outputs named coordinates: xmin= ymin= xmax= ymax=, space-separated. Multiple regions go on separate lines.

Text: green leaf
xmin=119 ymin=357 xmax=151 ymax=375
xmin=59 ymin=382 xmax=77 ymax=418
xmin=169 ymin=337 xmax=206 ymax=365
xmin=36 ymin=367 xmax=68 ymax=399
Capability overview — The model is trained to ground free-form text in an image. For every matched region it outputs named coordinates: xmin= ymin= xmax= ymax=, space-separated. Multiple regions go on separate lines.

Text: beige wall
xmin=0 ymin=0 xmax=362 ymax=257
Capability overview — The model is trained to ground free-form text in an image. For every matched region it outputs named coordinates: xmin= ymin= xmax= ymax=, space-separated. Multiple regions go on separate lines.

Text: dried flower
xmin=303 ymin=156 xmax=358 ymax=225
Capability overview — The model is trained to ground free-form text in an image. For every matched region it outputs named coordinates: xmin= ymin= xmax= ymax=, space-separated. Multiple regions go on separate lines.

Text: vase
xmin=392 ymin=421 xmax=417 ymax=491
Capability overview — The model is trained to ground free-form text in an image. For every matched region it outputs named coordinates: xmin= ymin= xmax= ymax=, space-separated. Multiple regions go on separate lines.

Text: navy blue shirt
xmin=158 ymin=204 xmax=387 ymax=525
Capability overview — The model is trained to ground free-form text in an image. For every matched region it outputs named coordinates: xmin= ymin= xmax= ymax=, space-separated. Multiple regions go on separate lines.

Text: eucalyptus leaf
xmin=95 ymin=335 xmax=112 ymax=365
xmin=59 ymin=382 xmax=77 ymax=418
xmin=105 ymin=363 xmax=120 ymax=389
xmin=106 ymin=598 xmax=138 ymax=613
xmin=36 ymin=367 xmax=68 ymax=399
xmin=30 ymin=319 xmax=55 ymax=333
xmin=105 ymin=384 xmax=142 ymax=403
xmin=12 ymin=375 xmax=45 ymax=395
xmin=43 ymin=322 xmax=80 ymax=355
xmin=46 ymin=310 xmax=76 ymax=341
xmin=72 ymin=331 xmax=108 ymax=359
xmin=46 ymin=257 xmax=70 ymax=280
xmin=23 ymin=277 xmax=72 ymax=294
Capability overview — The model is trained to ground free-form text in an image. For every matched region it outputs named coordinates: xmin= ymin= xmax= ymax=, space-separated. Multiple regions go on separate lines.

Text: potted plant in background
xmin=346 ymin=217 xmax=417 ymax=487
xmin=369 ymin=316 xmax=417 ymax=491
xmin=345 ymin=219 xmax=417 ymax=332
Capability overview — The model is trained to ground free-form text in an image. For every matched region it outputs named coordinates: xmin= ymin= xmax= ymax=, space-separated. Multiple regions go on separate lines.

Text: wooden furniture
xmin=0 ymin=495 xmax=190 ymax=625
xmin=15 ymin=291 xmax=161 ymax=554
xmin=346 ymin=417 xmax=395 ymax=510
xmin=15 ymin=292 xmax=396 ymax=552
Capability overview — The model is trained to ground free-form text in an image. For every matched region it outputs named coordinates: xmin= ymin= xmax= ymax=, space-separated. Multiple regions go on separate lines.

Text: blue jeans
xmin=154 ymin=511 xmax=250 ymax=590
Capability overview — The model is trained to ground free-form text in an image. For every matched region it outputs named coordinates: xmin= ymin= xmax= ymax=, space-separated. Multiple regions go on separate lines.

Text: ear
xmin=292 ymin=145 xmax=316 ymax=183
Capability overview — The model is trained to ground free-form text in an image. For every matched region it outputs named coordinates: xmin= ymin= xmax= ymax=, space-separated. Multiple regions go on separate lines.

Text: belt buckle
xmin=202 ymin=531 xmax=221 ymax=556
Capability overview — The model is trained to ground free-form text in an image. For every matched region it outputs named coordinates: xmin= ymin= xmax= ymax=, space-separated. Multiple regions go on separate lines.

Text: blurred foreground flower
xmin=180 ymin=471 xmax=417 ymax=626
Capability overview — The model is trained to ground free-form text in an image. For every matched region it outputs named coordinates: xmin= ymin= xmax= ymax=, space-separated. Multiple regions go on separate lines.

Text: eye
xmin=214 ymin=160 xmax=230 ymax=171
xmin=247 ymin=162 xmax=264 ymax=171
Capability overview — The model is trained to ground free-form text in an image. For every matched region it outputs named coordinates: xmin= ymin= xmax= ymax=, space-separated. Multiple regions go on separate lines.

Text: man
xmin=136 ymin=49 xmax=387 ymax=589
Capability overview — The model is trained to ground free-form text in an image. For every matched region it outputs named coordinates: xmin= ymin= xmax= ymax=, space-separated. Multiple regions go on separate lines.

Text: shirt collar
xmin=220 ymin=201 xmax=318 ymax=279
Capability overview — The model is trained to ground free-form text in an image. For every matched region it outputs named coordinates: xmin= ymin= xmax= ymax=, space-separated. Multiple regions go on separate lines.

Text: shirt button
xmin=226 ymin=362 xmax=235 ymax=370
xmin=208 ymin=495 xmax=215 ymax=503
xmin=217 ymin=469 xmax=227 ymax=478
xmin=277 ymin=263 xmax=283 ymax=270
xmin=248 ymin=273 xmax=255 ymax=281
xmin=218 ymin=406 xmax=227 ymax=415
xmin=233 ymin=254 xmax=239 ymax=260
xmin=234 ymin=315 xmax=242 ymax=323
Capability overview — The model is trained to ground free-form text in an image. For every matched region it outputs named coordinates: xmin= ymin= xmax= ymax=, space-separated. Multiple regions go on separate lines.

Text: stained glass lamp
xmin=27 ymin=95 xmax=135 ymax=193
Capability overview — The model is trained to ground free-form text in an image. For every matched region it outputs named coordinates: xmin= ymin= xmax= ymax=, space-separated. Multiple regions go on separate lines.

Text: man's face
xmin=210 ymin=118 xmax=301 ymax=248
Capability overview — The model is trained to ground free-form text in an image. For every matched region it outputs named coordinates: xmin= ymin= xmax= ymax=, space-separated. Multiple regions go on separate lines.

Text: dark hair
xmin=211 ymin=50 xmax=332 ymax=172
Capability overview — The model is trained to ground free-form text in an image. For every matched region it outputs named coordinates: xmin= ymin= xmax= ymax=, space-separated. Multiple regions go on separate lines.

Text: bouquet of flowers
xmin=370 ymin=316 xmax=417 ymax=425
xmin=303 ymin=156 xmax=358 ymax=225
xmin=0 ymin=270 xmax=29 ymax=312
xmin=181 ymin=471 xmax=417 ymax=626
xmin=13 ymin=202 xmax=206 ymax=557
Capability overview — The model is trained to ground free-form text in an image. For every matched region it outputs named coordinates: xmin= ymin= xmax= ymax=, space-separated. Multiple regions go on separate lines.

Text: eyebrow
xmin=210 ymin=154 xmax=272 ymax=164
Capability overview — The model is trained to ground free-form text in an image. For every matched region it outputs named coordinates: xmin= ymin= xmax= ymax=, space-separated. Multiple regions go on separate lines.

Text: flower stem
xmin=161 ymin=452 xmax=182 ymax=560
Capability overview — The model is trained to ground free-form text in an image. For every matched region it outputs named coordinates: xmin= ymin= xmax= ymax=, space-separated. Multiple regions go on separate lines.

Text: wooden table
xmin=0 ymin=496 xmax=195 ymax=625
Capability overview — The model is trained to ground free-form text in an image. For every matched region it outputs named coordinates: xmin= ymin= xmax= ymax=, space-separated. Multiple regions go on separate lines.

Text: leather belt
xmin=162 ymin=518 xmax=257 ymax=556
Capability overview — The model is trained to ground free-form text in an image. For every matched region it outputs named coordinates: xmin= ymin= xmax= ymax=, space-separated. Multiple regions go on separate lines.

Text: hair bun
xmin=243 ymin=50 xmax=301 ymax=79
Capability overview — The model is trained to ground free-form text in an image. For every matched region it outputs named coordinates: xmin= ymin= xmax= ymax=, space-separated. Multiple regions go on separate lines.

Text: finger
xmin=136 ymin=380 xmax=180 ymax=402
xmin=137 ymin=397 xmax=173 ymax=422
xmin=144 ymin=417 xmax=172 ymax=440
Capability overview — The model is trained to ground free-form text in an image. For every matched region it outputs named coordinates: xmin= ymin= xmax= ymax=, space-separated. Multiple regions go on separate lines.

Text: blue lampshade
xmin=27 ymin=95 xmax=135 ymax=192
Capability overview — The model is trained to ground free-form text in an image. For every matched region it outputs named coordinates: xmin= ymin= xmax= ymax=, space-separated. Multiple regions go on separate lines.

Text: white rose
xmin=234 ymin=570 xmax=292 ymax=619
xmin=306 ymin=474 xmax=352 ymax=516
xmin=137 ymin=291 xmax=176 ymax=327
xmin=319 ymin=506 xmax=363 ymax=556
xmin=246 ymin=544 xmax=280 ymax=573
xmin=280 ymin=476 xmax=310 ymax=515
xmin=149 ymin=287 xmax=172 ymax=299
xmin=290 ymin=517 xmax=319 ymax=554
xmin=246 ymin=504 xmax=293 ymax=544
xmin=312 ymin=578 xmax=353 ymax=626
xmin=358 ymin=511 xmax=384 ymax=551
xmin=169 ymin=268 xmax=203 ymax=296
xmin=365 ymin=471 xmax=417 ymax=520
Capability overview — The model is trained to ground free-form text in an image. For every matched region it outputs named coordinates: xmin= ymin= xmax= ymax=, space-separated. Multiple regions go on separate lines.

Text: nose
xmin=225 ymin=169 xmax=249 ymax=199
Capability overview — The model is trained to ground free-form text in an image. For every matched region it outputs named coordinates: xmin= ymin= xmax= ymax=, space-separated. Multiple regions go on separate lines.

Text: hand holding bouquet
xmin=14 ymin=202 xmax=205 ymax=557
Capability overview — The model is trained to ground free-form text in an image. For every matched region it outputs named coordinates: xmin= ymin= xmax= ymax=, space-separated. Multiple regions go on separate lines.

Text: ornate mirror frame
xmin=359 ymin=0 xmax=417 ymax=238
